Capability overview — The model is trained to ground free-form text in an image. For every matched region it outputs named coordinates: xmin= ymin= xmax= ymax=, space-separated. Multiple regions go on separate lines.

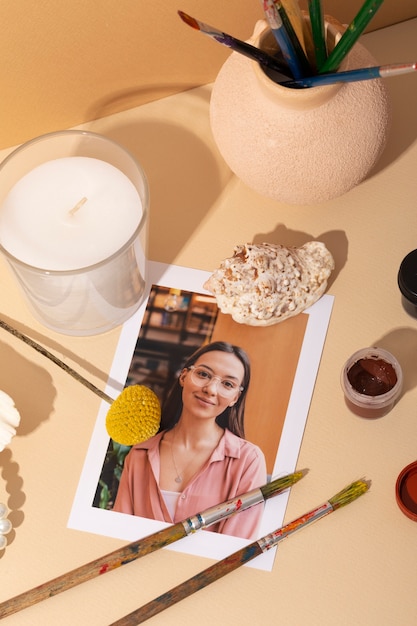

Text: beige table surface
xmin=0 ymin=18 xmax=416 ymax=626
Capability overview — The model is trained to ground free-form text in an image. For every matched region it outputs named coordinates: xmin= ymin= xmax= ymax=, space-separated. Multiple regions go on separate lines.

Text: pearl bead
xmin=0 ymin=502 xmax=7 ymax=519
xmin=0 ymin=535 xmax=7 ymax=550
xmin=0 ymin=518 xmax=12 ymax=535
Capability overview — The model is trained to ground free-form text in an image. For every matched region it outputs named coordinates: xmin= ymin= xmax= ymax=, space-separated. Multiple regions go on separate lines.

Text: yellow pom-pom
xmin=106 ymin=385 xmax=161 ymax=446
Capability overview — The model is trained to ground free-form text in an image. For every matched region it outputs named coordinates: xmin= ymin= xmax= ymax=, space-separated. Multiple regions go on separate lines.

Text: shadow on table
xmin=103 ymin=119 xmax=229 ymax=271
xmin=373 ymin=327 xmax=417 ymax=396
xmin=87 ymin=85 xmax=231 ymax=276
xmin=0 ymin=315 xmax=121 ymax=397
xmin=0 ymin=340 xmax=55 ymax=436
xmin=0 ymin=448 xmax=25 ymax=554
xmin=253 ymin=224 xmax=348 ymax=292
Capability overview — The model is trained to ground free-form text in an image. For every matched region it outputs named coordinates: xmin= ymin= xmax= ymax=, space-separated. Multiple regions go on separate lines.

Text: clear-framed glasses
xmin=188 ymin=365 xmax=243 ymax=397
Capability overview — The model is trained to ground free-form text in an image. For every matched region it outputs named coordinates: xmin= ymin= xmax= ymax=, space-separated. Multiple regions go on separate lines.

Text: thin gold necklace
xmin=170 ymin=426 xmax=222 ymax=484
xmin=171 ymin=427 xmax=185 ymax=484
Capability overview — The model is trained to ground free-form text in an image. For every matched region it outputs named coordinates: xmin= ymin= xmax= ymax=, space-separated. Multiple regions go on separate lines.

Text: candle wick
xmin=69 ymin=196 xmax=88 ymax=216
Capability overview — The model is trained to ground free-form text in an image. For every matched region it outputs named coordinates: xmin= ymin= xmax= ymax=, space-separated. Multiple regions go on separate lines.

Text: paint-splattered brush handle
xmin=0 ymin=524 xmax=186 ymax=618
xmin=0 ymin=471 xmax=304 ymax=618
xmin=109 ymin=479 xmax=370 ymax=625
xmin=178 ymin=10 xmax=290 ymax=78
xmin=110 ymin=542 xmax=262 ymax=626
xmin=110 ymin=505 xmax=332 ymax=626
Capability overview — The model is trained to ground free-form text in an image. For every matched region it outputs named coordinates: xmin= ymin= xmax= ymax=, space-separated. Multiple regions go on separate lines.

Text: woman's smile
xmin=194 ymin=392 xmax=216 ymax=407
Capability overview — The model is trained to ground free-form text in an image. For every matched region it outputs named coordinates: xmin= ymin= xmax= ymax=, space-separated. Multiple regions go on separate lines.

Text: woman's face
xmin=179 ymin=350 xmax=245 ymax=421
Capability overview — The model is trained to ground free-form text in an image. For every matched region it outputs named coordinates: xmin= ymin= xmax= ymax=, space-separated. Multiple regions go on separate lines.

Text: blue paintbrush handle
xmin=262 ymin=0 xmax=306 ymax=79
xmin=280 ymin=62 xmax=417 ymax=88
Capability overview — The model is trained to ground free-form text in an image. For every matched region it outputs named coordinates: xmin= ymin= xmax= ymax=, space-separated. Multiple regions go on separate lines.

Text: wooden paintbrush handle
xmin=0 ymin=524 xmax=186 ymax=619
xmin=110 ymin=543 xmax=263 ymax=625
xmin=0 ymin=319 xmax=113 ymax=404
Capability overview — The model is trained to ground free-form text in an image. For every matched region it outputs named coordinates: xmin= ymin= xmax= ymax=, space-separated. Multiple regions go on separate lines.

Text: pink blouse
xmin=113 ymin=429 xmax=267 ymax=539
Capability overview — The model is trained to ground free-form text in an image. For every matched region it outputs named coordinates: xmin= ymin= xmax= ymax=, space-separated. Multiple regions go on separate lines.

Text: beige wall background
xmin=1 ymin=0 xmax=416 ymax=150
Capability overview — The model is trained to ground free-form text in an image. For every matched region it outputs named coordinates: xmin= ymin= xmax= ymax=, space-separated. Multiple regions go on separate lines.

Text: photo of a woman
xmin=113 ymin=341 xmax=267 ymax=539
xmin=70 ymin=268 xmax=332 ymax=566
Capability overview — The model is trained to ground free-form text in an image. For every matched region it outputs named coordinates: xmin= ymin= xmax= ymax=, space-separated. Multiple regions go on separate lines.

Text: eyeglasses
xmin=188 ymin=366 xmax=243 ymax=397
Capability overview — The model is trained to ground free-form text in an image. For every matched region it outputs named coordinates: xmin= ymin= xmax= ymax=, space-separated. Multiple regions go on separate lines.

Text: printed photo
xmin=68 ymin=262 xmax=333 ymax=570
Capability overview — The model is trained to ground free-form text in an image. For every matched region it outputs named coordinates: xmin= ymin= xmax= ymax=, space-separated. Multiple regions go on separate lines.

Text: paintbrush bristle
xmin=261 ymin=469 xmax=308 ymax=499
xmin=329 ymin=478 xmax=371 ymax=510
xmin=178 ymin=11 xmax=199 ymax=31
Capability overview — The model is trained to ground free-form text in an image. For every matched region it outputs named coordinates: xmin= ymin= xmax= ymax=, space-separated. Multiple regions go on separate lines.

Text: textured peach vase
xmin=210 ymin=20 xmax=391 ymax=205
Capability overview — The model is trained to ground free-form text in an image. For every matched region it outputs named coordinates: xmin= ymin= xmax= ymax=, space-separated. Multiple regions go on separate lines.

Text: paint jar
xmin=396 ymin=461 xmax=417 ymax=521
xmin=398 ymin=249 xmax=417 ymax=317
xmin=340 ymin=347 xmax=403 ymax=418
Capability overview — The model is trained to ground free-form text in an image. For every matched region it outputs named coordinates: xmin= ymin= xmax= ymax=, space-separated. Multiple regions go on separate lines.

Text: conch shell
xmin=0 ymin=390 xmax=21 ymax=452
xmin=203 ymin=241 xmax=334 ymax=325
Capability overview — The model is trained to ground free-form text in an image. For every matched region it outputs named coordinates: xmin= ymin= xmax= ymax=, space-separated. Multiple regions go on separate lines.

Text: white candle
xmin=0 ymin=157 xmax=142 ymax=271
xmin=0 ymin=132 xmax=149 ymax=336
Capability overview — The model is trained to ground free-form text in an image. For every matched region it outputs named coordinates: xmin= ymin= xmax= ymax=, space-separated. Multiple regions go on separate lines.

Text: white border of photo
xmin=68 ymin=261 xmax=334 ymax=571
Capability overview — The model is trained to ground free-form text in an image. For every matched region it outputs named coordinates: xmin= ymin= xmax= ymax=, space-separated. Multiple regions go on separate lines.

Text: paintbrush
xmin=177 ymin=10 xmax=290 ymax=79
xmin=109 ymin=479 xmax=371 ymax=625
xmin=280 ymin=61 xmax=417 ymax=88
xmin=0 ymin=470 xmax=306 ymax=618
xmin=319 ymin=0 xmax=385 ymax=73
xmin=270 ymin=1 xmax=311 ymax=76
xmin=262 ymin=0 xmax=305 ymax=79
xmin=280 ymin=0 xmax=306 ymax=51
xmin=0 ymin=318 xmax=162 ymax=445
xmin=0 ymin=318 xmax=113 ymax=403
xmin=280 ymin=0 xmax=315 ymax=65
xmin=307 ymin=0 xmax=327 ymax=69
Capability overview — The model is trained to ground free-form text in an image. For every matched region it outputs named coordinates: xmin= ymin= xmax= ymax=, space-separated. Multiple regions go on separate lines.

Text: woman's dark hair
xmin=159 ymin=341 xmax=250 ymax=438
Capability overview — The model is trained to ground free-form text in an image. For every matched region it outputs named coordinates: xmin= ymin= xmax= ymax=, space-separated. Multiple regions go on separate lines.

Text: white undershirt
xmin=161 ymin=489 xmax=181 ymax=519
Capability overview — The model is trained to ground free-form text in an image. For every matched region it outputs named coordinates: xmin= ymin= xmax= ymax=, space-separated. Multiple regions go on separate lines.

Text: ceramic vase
xmin=210 ymin=20 xmax=391 ymax=205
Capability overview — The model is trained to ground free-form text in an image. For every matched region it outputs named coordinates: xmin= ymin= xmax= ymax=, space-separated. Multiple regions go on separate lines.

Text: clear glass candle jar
xmin=0 ymin=130 xmax=149 ymax=336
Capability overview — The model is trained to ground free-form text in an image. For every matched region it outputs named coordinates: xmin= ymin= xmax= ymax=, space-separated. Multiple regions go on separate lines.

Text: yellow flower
xmin=106 ymin=385 xmax=161 ymax=446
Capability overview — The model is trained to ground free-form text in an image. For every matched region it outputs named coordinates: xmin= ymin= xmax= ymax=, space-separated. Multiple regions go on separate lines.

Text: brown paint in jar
xmin=341 ymin=348 xmax=403 ymax=418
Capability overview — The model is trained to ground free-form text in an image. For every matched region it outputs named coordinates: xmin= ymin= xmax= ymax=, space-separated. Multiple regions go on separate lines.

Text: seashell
xmin=0 ymin=390 xmax=21 ymax=451
xmin=203 ymin=241 xmax=334 ymax=325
